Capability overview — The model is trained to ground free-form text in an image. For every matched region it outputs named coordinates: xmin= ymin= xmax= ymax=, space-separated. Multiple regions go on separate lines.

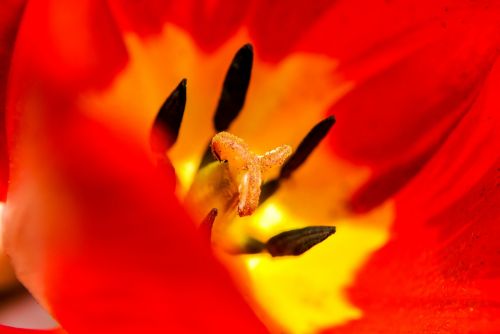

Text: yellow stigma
xmin=211 ymin=131 xmax=292 ymax=217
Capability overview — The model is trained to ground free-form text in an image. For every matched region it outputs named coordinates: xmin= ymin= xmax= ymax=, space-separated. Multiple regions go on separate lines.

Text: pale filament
xmin=211 ymin=132 xmax=292 ymax=216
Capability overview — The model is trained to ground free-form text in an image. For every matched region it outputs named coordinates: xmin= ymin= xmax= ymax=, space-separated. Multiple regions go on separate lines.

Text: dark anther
xmin=150 ymin=79 xmax=187 ymax=153
xmin=200 ymin=208 xmax=218 ymax=242
xmin=265 ymin=226 xmax=336 ymax=257
xmin=213 ymin=44 xmax=253 ymax=132
xmin=280 ymin=116 xmax=336 ymax=179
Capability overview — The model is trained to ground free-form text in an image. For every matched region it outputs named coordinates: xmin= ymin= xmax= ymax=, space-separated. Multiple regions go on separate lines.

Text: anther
xmin=214 ymin=44 xmax=253 ymax=132
xmin=265 ymin=226 xmax=336 ymax=257
xmin=150 ymin=79 xmax=187 ymax=153
xmin=231 ymin=226 xmax=336 ymax=256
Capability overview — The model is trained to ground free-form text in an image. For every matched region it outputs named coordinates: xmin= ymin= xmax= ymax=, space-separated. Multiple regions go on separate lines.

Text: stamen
xmin=211 ymin=132 xmax=291 ymax=217
xmin=230 ymin=226 xmax=336 ymax=256
xmin=266 ymin=226 xmax=336 ymax=257
xmin=150 ymin=79 xmax=187 ymax=153
xmin=200 ymin=208 xmax=218 ymax=242
xmin=199 ymin=44 xmax=254 ymax=169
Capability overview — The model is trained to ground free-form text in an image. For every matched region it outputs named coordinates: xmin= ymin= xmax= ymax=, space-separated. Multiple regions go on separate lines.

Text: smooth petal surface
xmin=325 ymin=58 xmax=500 ymax=333
xmin=6 ymin=0 xmax=127 ymax=110
xmin=0 ymin=0 xmax=26 ymax=200
xmin=108 ymin=0 xmax=250 ymax=52
xmin=328 ymin=3 xmax=500 ymax=212
xmin=0 ymin=0 xmax=27 ymax=296
xmin=4 ymin=1 xmax=267 ymax=332
xmin=4 ymin=115 xmax=267 ymax=333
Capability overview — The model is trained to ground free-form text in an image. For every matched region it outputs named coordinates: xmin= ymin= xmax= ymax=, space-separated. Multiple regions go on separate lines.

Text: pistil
xmin=211 ymin=131 xmax=292 ymax=216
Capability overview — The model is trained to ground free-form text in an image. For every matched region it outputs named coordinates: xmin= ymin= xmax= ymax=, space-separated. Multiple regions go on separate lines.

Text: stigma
xmin=211 ymin=132 xmax=292 ymax=217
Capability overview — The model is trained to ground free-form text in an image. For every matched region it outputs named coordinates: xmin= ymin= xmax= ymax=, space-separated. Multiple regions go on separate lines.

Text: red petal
xmin=325 ymin=4 xmax=500 ymax=212
xmin=323 ymin=58 xmax=500 ymax=333
xmin=108 ymin=0 xmax=250 ymax=52
xmin=6 ymin=0 xmax=130 ymax=155
xmin=8 ymin=0 xmax=128 ymax=98
xmin=5 ymin=2 xmax=267 ymax=329
xmin=4 ymin=115 xmax=266 ymax=333
xmin=248 ymin=0 xmax=336 ymax=61
xmin=0 ymin=0 xmax=27 ymax=200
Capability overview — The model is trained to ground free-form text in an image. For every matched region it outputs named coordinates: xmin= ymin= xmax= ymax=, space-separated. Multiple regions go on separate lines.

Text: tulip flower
xmin=1 ymin=1 xmax=499 ymax=333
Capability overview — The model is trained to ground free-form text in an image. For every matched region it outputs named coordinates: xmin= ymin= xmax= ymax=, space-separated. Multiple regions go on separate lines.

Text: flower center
xmin=148 ymin=43 xmax=337 ymax=257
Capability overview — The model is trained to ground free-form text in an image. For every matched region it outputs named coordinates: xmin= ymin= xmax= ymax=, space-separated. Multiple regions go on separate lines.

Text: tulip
xmin=0 ymin=1 xmax=499 ymax=333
